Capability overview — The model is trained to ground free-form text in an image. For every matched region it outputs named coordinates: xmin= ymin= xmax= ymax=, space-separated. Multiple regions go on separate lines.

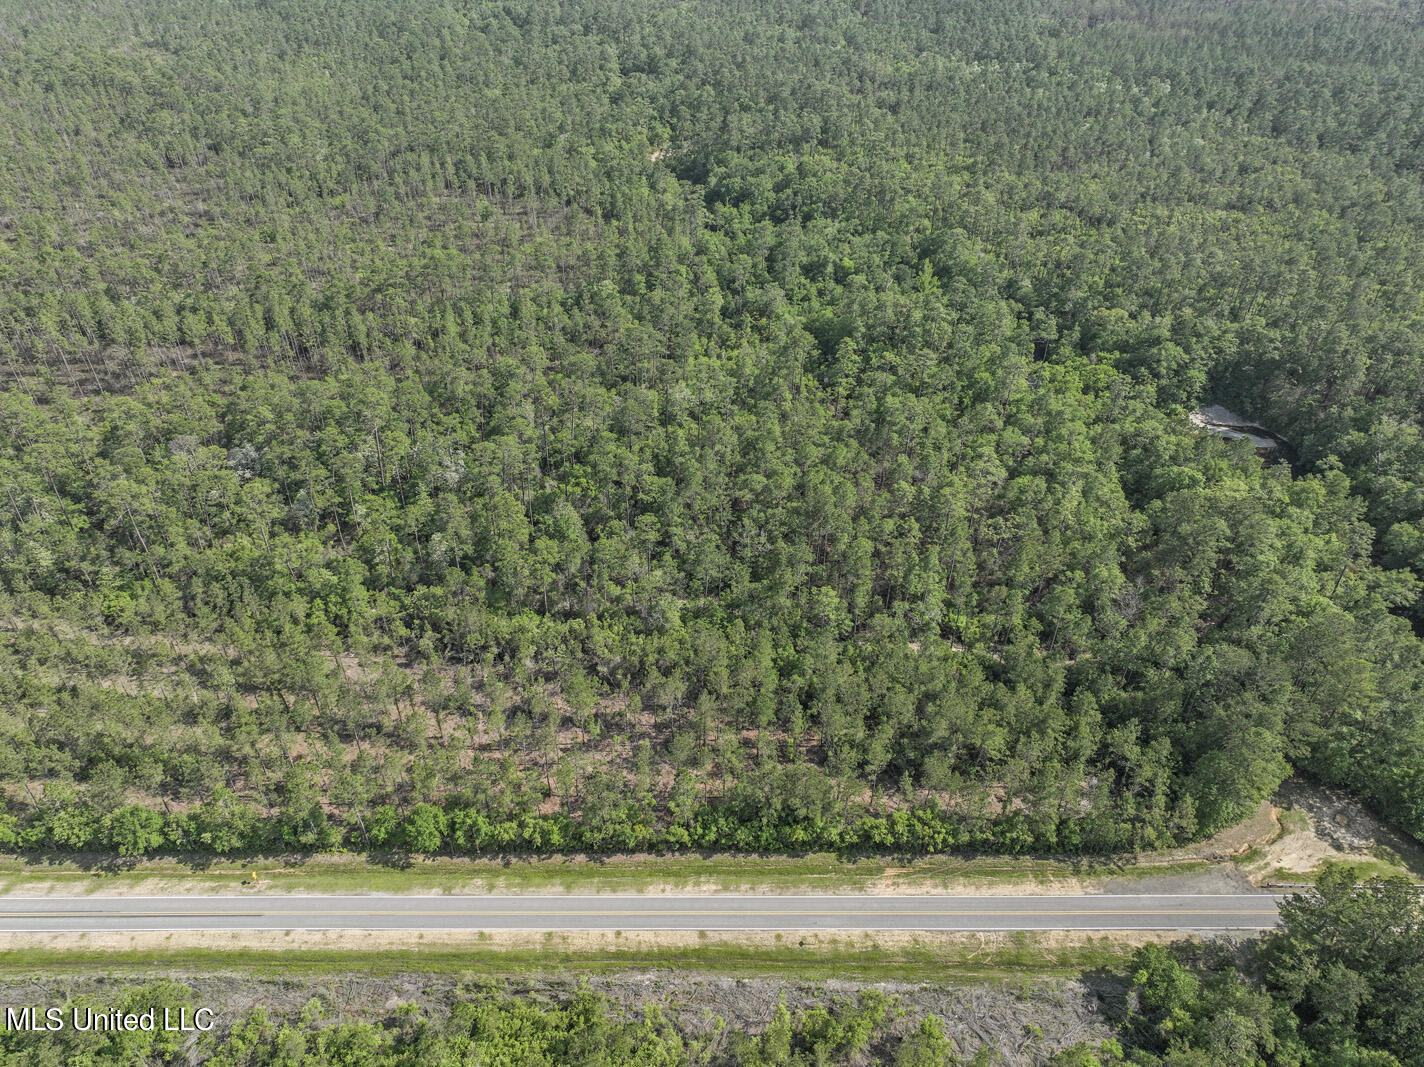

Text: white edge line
xmin=0 ymin=917 xmax=1281 ymax=928
xmin=0 ymin=893 xmax=1288 ymax=901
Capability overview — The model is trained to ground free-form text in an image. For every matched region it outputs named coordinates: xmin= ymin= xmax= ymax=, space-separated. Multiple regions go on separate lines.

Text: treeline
xmin=1 ymin=0 xmax=1423 ymax=854
xmin=0 ymin=793 xmax=1138 ymax=860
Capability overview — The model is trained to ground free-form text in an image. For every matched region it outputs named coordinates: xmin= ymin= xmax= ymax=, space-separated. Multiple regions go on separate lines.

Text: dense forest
xmin=1 ymin=0 xmax=1423 ymax=857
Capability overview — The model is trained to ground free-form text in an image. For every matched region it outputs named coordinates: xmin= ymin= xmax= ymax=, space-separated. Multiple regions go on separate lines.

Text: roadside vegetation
xmin=0 ymin=931 xmax=1139 ymax=983
xmin=0 ymin=851 xmax=1221 ymax=897
xmin=1101 ymin=865 xmax=1424 ymax=1066
xmin=0 ymin=982 xmax=966 ymax=1066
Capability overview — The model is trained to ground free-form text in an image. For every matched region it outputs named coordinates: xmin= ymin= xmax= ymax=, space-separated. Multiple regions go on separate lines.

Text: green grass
xmin=1277 ymin=808 xmax=1312 ymax=836
xmin=1237 ymin=846 xmax=1267 ymax=867
xmin=0 ymin=852 xmax=1216 ymax=896
xmin=0 ymin=937 xmax=1141 ymax=983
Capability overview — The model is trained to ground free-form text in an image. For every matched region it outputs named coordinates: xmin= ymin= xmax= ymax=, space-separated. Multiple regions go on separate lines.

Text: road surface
xmin=0 ymin=894 xmax=1282 ymax=933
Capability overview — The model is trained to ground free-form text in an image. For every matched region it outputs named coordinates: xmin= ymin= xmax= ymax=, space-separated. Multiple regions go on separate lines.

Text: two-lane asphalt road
xmin=0 ymin=894 xmax=1282 ymax=933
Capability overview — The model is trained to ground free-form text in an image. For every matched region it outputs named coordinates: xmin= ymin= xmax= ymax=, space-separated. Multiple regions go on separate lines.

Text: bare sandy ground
xmin=1235 ymin=781 xmax=1424 ymax=883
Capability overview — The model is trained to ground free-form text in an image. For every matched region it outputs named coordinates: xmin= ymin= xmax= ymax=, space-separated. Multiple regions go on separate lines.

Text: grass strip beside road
xmin=0 ymin=852 xmax=1219 ymax=897
xmin=0 ymin=929 xmax=1149 ymax=982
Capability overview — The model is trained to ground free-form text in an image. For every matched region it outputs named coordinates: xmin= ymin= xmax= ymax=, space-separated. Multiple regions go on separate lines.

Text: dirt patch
xmin=1274 ymin=780 xmax=1422 ymax=859
xmin=1253 ymin=826 xmax=1350 ymax=879
xmin=1239 ymin=780 xmax=1424 ymax=883
xmin=1186 ymin=800 xmax=1280 ymax=860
